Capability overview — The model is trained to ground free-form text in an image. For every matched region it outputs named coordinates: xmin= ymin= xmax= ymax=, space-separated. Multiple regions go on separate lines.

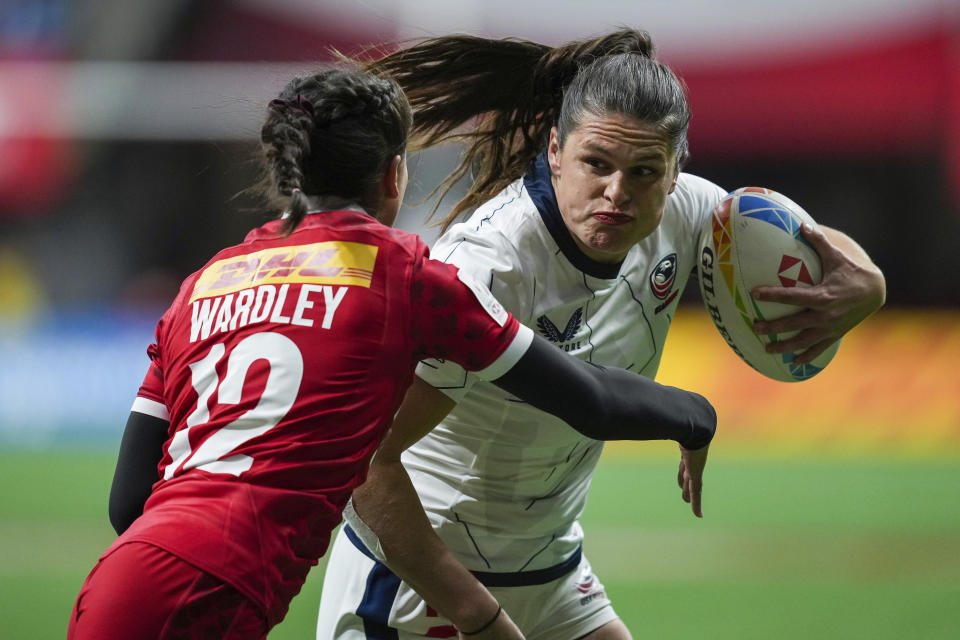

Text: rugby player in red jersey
xmin=67 ymin=67 xmax=716 ymax=640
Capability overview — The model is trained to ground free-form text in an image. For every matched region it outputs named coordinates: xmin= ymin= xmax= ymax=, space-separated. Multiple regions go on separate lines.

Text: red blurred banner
xmin=0 ymin=63 xmax=74 ymax=216
xmin=676 ymin=24 xmax=960 ymax=204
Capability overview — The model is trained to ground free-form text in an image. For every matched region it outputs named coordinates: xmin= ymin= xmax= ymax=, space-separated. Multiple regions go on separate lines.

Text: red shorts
xmin=68 ymin=541 xmax=268 ymax=640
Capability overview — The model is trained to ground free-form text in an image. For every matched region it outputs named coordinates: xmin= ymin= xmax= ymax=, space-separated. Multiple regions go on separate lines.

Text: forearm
xmin=109 ymin=411 xmax=167 ymax=534
xmin=351 ymin=459 xmax=501 ymax=631
xmin=492 ymin=337 xmax=716 ymax=449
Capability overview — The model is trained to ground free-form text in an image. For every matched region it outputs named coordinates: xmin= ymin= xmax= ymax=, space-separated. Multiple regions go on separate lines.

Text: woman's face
xmin=547 ymin=112 xmax=679 ymax=263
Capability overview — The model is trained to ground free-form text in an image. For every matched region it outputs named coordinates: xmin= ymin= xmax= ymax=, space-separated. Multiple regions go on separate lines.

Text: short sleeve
xmin=130 ymin=316 xmax=170 ymax=421
xmin=409 ymin=256 xmax=521 ymax=373
xmin=671 ymin=173 xmax=728 ymax=250
xmin=414 ymin=216 xmax=535 ymax=399
xmin=432 ymin=224 xmax=532 ymax=321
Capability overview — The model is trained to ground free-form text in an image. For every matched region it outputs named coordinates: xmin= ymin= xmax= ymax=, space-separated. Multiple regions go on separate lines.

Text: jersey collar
xmin=279 ymin=203 xmax=367 ymax=219
xmin=523 ymin=152 xmax=624 ymax=280
xmin=243 ymin=207 xmax=373 ymax=242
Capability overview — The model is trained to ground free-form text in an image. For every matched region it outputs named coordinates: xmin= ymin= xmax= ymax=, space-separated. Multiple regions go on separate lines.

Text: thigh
xmin=69 ymin=541 xmax=267 ymax=640
xmin=163 ymin=568 xmax=268 ymax=639
xmin=516 ymin=554 xmax=621 ymax=640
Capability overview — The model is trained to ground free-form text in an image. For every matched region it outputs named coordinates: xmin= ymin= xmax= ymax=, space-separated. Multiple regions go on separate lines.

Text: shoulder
xmin=372 ymin=224 xmax=429 ymax=261
xmin=670 ymin=173 xmax=728 ymax=211
xmin=427 ymin=181 xmax=544 ymax=317
xmin=332 ymin=210 xmax=428 ymax=258
xmin=662 ymin=173 xmax=728 ymax=231
xmin=472 ymin=179 xmax=532 ymax=224
xmin=432 ymin=179 xmax=543 ymax=263
xmin=291 ymin=210 xmax=431 ymax=266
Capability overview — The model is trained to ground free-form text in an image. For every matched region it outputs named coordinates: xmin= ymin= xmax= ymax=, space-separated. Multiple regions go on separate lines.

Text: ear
xmin=381 ymin=155 xmax=402 ymax=199
xmin=547 ymin=127 xmax=562 ymax=176
xmin=667 ymin=161 xmax=679 ymax=195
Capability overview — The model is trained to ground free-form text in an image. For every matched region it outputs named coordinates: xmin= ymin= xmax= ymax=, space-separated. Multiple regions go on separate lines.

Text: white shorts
xmin=316 ymin=524 xmax=619 ymax=640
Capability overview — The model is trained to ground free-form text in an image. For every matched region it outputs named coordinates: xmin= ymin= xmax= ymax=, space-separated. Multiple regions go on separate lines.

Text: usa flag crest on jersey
xmin=649 ymin=253 xmax=677 ymax=299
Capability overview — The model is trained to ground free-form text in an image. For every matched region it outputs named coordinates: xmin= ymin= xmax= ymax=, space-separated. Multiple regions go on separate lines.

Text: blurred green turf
xmin=2 ymin=449 xmax=958 ymax=639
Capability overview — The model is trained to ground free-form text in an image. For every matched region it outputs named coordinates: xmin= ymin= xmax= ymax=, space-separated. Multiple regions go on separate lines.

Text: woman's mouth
xmin=592 ymin=212 xmax=632 ymax=225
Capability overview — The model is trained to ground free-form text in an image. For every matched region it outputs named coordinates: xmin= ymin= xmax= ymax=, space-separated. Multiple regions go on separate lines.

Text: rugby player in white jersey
xmin=317 ymin=31 xmax=885 ymax=640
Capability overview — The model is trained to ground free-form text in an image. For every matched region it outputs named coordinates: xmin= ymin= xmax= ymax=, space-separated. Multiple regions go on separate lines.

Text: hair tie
xmin=295 ymin=93 xmax=315 ymax=116
xmin=267 ymin=96 xmax=314 ymax=117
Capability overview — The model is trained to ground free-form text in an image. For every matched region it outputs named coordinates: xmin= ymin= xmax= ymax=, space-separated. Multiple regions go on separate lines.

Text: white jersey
xmin=351 ymin=155 xmax=726 ymax=576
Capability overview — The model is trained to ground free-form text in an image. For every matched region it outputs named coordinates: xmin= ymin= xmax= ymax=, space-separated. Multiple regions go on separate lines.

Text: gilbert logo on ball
xmin=697 ymin=187 xmax=840 ymax=382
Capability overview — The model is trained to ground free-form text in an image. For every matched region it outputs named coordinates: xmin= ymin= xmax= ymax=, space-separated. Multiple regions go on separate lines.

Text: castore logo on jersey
xmin=536 ymin=308 xmax=583 ymax=352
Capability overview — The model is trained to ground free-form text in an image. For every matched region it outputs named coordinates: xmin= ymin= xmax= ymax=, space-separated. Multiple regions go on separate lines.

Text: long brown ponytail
xmin=360 ymin=29 xmax=655 ymax=230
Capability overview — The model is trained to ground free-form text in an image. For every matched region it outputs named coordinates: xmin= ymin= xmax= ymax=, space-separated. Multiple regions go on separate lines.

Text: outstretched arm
xmin=492 ymin=334 xmax=716 ymax=449
xmin=752 ymin=223 xmax=886 ymax=363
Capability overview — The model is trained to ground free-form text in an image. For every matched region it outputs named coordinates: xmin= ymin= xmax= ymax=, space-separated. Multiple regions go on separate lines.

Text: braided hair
xmin=257 ymin=67 xmax=412 ymax=234
xmin=360 ymin=29 xmax=689 ymax=230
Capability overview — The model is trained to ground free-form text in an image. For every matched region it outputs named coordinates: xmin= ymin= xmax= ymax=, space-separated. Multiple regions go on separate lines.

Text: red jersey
xmin=114 ymin=209 xmax=524 ymax=625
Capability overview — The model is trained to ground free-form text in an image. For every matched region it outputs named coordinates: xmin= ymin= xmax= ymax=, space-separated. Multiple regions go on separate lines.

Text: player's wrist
xmin=459 ymin=603 xmax=503 ymax=636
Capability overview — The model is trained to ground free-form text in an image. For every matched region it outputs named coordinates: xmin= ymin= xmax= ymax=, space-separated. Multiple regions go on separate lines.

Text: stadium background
xmin=0 ymin=1 xmax=957 ymax=637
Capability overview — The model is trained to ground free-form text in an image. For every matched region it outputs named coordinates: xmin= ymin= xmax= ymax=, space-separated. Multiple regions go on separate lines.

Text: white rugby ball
xmin=697 ymin=187 xmax=839 ymax=382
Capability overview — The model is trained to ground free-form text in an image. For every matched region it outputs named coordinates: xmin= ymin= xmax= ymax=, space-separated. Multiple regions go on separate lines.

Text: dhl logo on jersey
xmin=190 ymin=241 xmax=377 ymax=303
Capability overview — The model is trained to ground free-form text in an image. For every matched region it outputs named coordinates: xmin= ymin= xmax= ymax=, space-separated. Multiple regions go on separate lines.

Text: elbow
xmin=857 ymin=255 xmax=886 ymax=313
xmin=872 ymin=268 xmax=887 ymax=310
xmin=108 ymin=489 xmax=144 ymax=536
xmin=108 ymin=503 xmax=135 ymax=536
xmin=681 ymin=392 xmax=717 ymax=450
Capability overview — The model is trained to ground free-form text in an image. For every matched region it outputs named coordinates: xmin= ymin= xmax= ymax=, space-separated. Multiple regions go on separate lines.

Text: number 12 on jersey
xmin=164 ymin=332 xmax=304 ymax=479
